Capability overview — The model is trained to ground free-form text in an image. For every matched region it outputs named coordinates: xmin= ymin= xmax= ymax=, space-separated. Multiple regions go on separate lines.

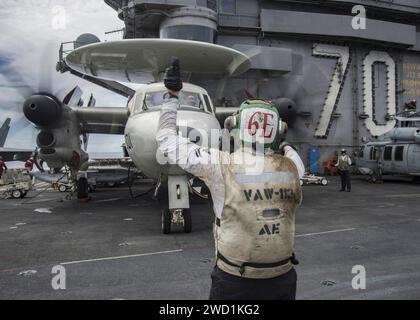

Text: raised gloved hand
xmin=164 ymin=57 xmax=183 ymax=93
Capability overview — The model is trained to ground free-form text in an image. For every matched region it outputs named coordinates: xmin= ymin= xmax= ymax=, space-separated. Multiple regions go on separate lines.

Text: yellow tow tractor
xmin=0 ymin=169 xmax=32 ymax=199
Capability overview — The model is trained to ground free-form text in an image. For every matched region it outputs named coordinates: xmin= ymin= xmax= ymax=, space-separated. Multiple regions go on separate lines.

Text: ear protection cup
xmin=224 ymin=115 xmax=238 ymax=130
xmin=278 ymin=120 xmax=288 ymax=135
xmin=278 ymin=120 xmax=288 ymax=141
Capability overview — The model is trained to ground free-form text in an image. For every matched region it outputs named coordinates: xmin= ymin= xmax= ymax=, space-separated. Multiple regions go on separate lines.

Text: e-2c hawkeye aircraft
xmin=22 ymin=38 xmax=254 ymax=234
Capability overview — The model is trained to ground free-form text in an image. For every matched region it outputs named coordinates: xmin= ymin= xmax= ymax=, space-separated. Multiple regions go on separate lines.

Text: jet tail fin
xmin=0 ymin=118 xmax=11 ymax=147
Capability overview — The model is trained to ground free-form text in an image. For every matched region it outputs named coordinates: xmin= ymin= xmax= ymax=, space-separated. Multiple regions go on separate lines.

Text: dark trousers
xmin=209 ymin=266 xmax=297 ymax=300
xmin=339 ymin=170 xmax=351 ymax=191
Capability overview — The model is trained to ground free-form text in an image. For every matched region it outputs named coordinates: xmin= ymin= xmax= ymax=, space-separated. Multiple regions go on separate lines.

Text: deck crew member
xmin=156 ymin=59 xmax=305 ymax=300
xmin=0 ymin=156 xmax=7 ymax=178
xmin=336 ymin=149 xmax=352 ymax=192
xmin=404 ymin=99 xmax=417 ymax=112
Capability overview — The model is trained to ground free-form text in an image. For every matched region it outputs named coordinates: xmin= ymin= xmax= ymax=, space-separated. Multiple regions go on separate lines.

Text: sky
xmin=0 ymin=0 xmax=129 ymax=154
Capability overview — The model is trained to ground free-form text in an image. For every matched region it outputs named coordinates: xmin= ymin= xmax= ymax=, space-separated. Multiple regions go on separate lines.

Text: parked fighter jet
xmin=0 ymin=118 xmax=10 ymax=147
xmin=357 ymin=126 xmax=420 ymax=182
xmin=22 ymin=38 xmax=257 ymax=234
xmin=30 ymin=162 xmax=132 ymax=193
xmin=0 ymin=118 xmax=34 ymax=161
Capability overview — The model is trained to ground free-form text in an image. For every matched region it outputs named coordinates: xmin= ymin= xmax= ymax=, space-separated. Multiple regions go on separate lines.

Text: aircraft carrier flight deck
xmin=1 ymin=177 xmax=419 ymax=300
xmin=2 ymin=0 xmax=420 ymax=303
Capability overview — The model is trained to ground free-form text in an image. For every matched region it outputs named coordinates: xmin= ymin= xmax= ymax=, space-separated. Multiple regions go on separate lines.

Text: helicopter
xmin=356 ymin=113 xmax=420 ymax=183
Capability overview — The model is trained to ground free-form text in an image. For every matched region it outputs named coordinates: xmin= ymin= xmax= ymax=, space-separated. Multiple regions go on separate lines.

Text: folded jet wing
xmin=0 ymin=118 xmax=11 ymax=147
xmin=0 ymin=118 xmax=34 ymax=161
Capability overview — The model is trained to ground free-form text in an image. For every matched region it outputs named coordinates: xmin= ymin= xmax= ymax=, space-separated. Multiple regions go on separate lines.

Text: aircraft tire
xmin=183 ymin=209 xmax=192 ymax=234
xmin=12 ymin=190 xmax=23 ymax=199
xmin=77 ymin=178 xmax=89 ymax=199
xmin=371 ymin=174 xmax=378 ymax=184
xmin=162 ymin=208 xmax=172 ymax=235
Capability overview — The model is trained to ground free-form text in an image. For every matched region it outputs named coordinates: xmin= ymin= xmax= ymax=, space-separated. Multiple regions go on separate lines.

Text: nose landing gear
xmin=162 ymin=208 xmax=192 ymax=234
xmin=160 ymin=175 xmax=192 ymax=234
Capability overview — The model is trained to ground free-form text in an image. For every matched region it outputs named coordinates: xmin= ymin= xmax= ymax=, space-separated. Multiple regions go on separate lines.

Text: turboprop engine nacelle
xmin=23 ymin=94 xmax=88 ymax=170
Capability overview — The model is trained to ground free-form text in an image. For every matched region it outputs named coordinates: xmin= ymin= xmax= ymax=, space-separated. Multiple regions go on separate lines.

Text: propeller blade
xmin=37 ymin=41 xmax=57 ymax=94
xmin=33 ymin=148 xmax=45 ymax=172
xmin=244 ymin=89 xmax=255 ymax=100
xmin=0 ymin=57 xmax=36 ymax=99
xmin=81 ymin=93 xmax=96 ymax=151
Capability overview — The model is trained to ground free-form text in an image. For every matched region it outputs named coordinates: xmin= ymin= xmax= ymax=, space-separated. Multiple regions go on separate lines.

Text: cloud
xmin=0 ymin=0 xmax=127 ymax=152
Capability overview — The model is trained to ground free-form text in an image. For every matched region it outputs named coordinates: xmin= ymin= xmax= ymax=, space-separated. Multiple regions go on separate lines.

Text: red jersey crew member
xmin=0 ymin=156 xmax=7 ymax=178
xmin=156 ymin=59 xmax=305 ymax=300
xmin=25 ymin=157 xmax=34 ymax=172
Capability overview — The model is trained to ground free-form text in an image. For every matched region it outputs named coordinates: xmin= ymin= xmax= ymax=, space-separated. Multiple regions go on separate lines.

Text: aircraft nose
xmin=23 ymin=94 xmax=62 ymax=126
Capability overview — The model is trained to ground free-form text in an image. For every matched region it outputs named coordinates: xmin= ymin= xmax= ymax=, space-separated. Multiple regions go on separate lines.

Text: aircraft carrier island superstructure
xmin=104 ymin=0 xmax=420 ymax=165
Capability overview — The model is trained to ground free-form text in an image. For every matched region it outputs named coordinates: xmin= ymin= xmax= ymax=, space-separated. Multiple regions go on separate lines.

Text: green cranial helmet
xmin=226 ymin=100 xmax=288 ymax=149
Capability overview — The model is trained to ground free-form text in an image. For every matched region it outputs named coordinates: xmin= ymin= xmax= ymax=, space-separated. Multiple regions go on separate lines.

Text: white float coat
xmin=156 ymin=98 xmax=305 ymax=219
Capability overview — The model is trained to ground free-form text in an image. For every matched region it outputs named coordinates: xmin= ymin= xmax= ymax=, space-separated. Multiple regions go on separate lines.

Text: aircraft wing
xmin=0 ymin=148 xmax=33 ymax=162
xmin=73 ymin=107 xmax=129 ymax=135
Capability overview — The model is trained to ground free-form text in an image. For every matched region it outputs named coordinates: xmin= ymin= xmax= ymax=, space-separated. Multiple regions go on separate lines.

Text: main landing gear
xmin=77 ymin=176 xmax=90 ymax=202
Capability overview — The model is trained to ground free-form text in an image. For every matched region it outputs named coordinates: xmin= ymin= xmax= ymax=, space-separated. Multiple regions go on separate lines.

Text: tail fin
xmin=0 ymin=118 xmax=11 ymax=147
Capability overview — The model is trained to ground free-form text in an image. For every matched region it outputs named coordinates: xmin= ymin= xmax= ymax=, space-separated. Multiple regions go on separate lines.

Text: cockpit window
xmin=203 ymin=94 xmax=214 ymax=114
xmin=144 ymin=91 xmax=165 ymax=109
xmin=143 ymin=91 xmax=204 ymax=110
xmin=180 ymin=92 xmax=202 ymax=109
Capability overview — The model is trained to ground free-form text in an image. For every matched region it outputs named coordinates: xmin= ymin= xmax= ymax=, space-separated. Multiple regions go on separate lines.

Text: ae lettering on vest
xmin=259 ymin=223 xmax=281 ymax=236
